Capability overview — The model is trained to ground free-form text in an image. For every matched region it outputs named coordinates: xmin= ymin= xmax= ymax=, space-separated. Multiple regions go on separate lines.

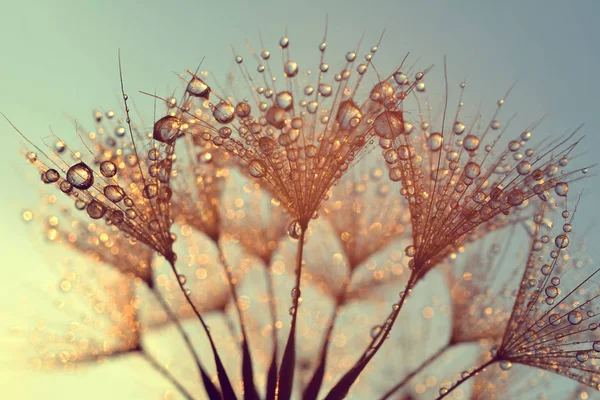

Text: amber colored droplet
xmin=275 ymin=91 xmax=294 ymax=111
xmin=104 ymin=185 xmax=125 ymax=203
xmin=186 ymin=76 xmax=211 ymax=99
xmin=265 ymin=105 xmax=286 ymax=129
xmin=213 ymin=102 xmax=235 ymax=124
xmin=153 ymin=116 xmax=181 ymax=143
xmin=288 ymin=220 xmax=302 ymax=239
xmin=66 ymin=162 xmax=94 ymax=190
xmin=336 ymin=100 xmax=362 ymax=130
xmin=248 ymin=159 xmax=267 ymax=178
xmin=44 ymin=169 xmax=60 ymax=183
xmin=86 ymin=200 xmax=106 ymax=220
xmin=235 ymin=102 xmax=251 ymax=118
xmin=374 ymin=111 xmax=405 ymax=139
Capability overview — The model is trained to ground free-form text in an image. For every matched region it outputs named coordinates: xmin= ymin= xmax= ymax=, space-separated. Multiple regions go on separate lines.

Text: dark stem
xmin=435 ymin=359 xmax=496 ymax=400
xmin=167 ymin=258 xmax=237 ymax=399
xmin=277 ymin=226 xmax=307 ymax=400
xmin=141 ymin=348 xmax=195 ymax=400
xmin=380 ymin=343 xmax=451 ymax=399
xmin=166 ymin=259 xmax=215 ymax=349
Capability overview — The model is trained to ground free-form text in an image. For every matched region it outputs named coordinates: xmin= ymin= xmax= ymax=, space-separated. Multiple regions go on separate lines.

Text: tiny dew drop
xmin=439 ymin=387 xmax=448 ymax=396
xmin=370 ymin=325 xmax=382 ymax=339
xmin=178 ymin=275 xmax=187 ymax=284
xmin=291 ymin=287 xmax=300 ymax=299
xmin=499 ymin=360 xmax=512 ymax=370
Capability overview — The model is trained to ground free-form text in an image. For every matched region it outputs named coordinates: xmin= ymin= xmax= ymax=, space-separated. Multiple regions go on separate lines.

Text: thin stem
xmin=167 ymin=259 xmax=237 ymax=399
xmin=215 ymin=240 xmax=250 ymax=339
xmin=141 ymin=348 xmax=196 ymax=400
xmin=324 ymin=272 xmax=417 ymax=399
xmin=380 ymin=343 xmax=451 ymax=399
xmin=166 ymin=260 xmax=214 ymax=346
xmin=277 ymin=226 xmax=307 ymax=400
xmin=150 ymin=288 xmax=205 ymax=381
xmin=435 ymin=359 xmax=496 ymax=400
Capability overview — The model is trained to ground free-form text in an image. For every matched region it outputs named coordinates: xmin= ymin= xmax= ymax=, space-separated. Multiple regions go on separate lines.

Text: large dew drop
xmin=153 ymin=116 xmax=181 ymax=143
xmin=336 ymin=100 xmax=362 ymax=130
xmin=248 ymin=159 xmax=267 ymax=178
xmin=427 ymin=133 xmax=443 ymax=151
xmin=100 ymin=161 xmax=117 ymax=178
xmin=104 ymin=185 xmax=125 ymax=203
xmin=66 ymin=162 xmax=94 ymax=190
xmin=266 ymin=105 xmax=286 ymax=129
xmin=87 ymin=200 xmax=107 ymax=220
xmin=213 ymin=102 xmax=235 ymax=124
xmin=275 ymin=91 xmax=294 ymax=111
xmin=186 ymin=76 xmax=211 ymax=98
xmin=374 ymin=111 xmax=405 ymax=139
xmin=283 ymin=61 xmax=298 ymax=77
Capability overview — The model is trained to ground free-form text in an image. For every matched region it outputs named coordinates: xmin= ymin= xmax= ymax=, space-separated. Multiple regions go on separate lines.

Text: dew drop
xmin=555 ymin=182 xmax=568 ymax=197
xmin=369 ymin=81 xmax=394 ymax=104
xmin=86 ymin=200 xmax=106 ymax=220
xmin=275 ymin=91 xmax=294 ymax=111
xmin=100 ymin=161 xmax=117 ymax=178
xmin=427 ymin=133 xmax=443 ymax=151
xmin=318 ymin=83 xmax=332 ymax=97
xmin=499 ymin=360 xmax=512 ymax=370
xmin=266 ymin=105 xmax=287 ymax=129
xmin=555 ymin=234 xmax=569 ymax=249
xmin=576 ymin=351 xmax=589 ymax=363
xmin=373 ymin=111 xmax=405 ymax=139
xmin=464 ymin=162 xmax=481 ymax=179
xmin=284 ymin=61 xmax=298 ymax=77
xmin=288 ymin=220 xmax=302 ymax=239
xmin=453 ymin=121 xmax=465 ymax=134
xmin=568 ymin=310 xmax=583 ymax=325
xmin=104 ymin=185 xmax=125 ymax=203
xmin=44 ymin=169 xmax=60 ymax=183
xmin=66 ymin=162 xmax=94 ymax=190
xmin=187 ymin=76 xmax=211 ymax=98
xmin=336 ymin=100 xmax=362 ymax=130
xmin=235 ymin=102 xmax=251 ymax=118
xmin=463 ymin=135 xmax=480 ymax=151
xmin=153 ymin=115 xmax=181 ymax=143
xmin=213 ymin=102 xmax=235 ymax=124
xmin=248 ymin=159 xmax=267 ymax=178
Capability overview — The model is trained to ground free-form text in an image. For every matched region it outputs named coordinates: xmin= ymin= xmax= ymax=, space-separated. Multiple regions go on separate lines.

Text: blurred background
xmin=1 ymin=0 xmax=599 ymax=398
